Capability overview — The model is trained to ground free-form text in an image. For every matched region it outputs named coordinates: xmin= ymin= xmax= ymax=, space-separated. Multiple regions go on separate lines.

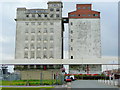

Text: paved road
xmin=67 ymin=80 xmax=118 ymax=88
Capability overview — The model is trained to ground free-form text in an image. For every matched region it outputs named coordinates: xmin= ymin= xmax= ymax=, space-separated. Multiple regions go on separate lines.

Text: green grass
xmin=1 ymin=87 xmax=54 ymax=90
xmin=0 ymin=80 xmax=61 ymax=86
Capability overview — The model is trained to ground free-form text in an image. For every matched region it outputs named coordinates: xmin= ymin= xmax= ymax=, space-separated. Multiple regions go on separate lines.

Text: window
xmin=31 ymin=22 xmax=35 ymax=25
xmin=50 ymin=22 xmax=54 ymax=25
xmin=88 ymin=7 xmax=91 ymax=9
xmin=50 ymin=14 xmax=54 ymax=18
xmin=32 ymin=14 xmax=35 ymax=17
xmin=30 ymin=43 xmax=34 ymax=49
xmin=25 ymin=36 xmax=28 ymax=41
xmin=44 ymin=22 xmax=47 ymax=25
xmin=49 ymin=51 xmax=54 ymax=59
xmin=50 ymin=28 xmax=54 ymax=33
xmin=25 ymin=29 xmax=29 ymax=33
xmin=37 ymin=28 xmax=41 ymax=33
xmin=24 ymin=51 xmax=28 ymax=58
xmin=56 ymin=8 xmax=60 ymax=11
xmin=37 ymin=43 xmax=41 ymax=49
xmin=26 ymin=14 xmax=29 ymax=17
xmin=71 ymin=56 xmax=73 ymax=59
xmin=31 ymin=29 xmax=35 ymax=33
xmin=37 ymin=35 xmax=41 ymax=41
xmin=88 ymin=14 xmax=91 ymax=16
xmin=43 ymin=36 xmax=47 ymax=41
xmin=38 ymin=22 xmax=41 ymax=25
xmin=31 ymin=35 xmax=35 ymax=41
xmin=50 ymin=8 xmax=54 ymax=11
xmin=78 ymin=14 xmax=80 ymax=16
xmin=50 ymin=43 xmax=54 ymax=49
xmin=43 ymin=51 xmax=47 ymax=59
xmin=71 ymin=22 xmax=73 ymax=25
xmin=38 ymin=14 xmax=41 ymax=17
xmin=36 ymin=50 xmax=41 ymax=59
xmin=93 ymin=14 xmax=98 ymax=16
xmin=30 ymin=51 xmax=35 ymax=58
xmin=71 ymin=47 xmax=73 ymax=50
xmin=24 ymin=43 xmax=29 ymax=49
xmin=83 ymin=7 xmax=86 ymax=9
xmin=82 ymin=14 xmax=86 ymax=16
xmin=71 ymin=30 xmax=73 ymax=34
xmin=78 ymin=7 xmax=81 ymax=9
xmin=70 ymin=15 xmax=76 ymax=17
xmin=44 ymin=14 xmax=47 ymax=17
xmin=25 ymin=22 xmax=29 ymax=25
xmin=56 ymin=14 xmax=60 ymax=18
xmin=50 ymin=36 xmax=54 ymax=41
xmin=44 ymin=28 xmax=47 ymax=33
xmin=71 ymin=39 xmax=73 ymax=42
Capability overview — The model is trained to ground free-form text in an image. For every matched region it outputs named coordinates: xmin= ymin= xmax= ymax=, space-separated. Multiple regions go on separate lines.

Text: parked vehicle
xmin=70 ymin=75 xmax=75 ymax=81
xmin=64 ymin=76 xmax=72 ymax=82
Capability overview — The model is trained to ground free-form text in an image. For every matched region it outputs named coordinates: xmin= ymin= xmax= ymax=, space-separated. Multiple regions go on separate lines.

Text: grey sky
xmin=0 ymin=1 xmax=118 ymax=61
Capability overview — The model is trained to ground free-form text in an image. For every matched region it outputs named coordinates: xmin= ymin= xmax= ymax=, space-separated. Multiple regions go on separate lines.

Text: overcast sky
xmin=0 ymin=0 xmax=118 ymax=72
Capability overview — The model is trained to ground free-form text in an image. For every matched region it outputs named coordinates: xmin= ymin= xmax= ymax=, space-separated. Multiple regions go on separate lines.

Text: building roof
xmin=68 ymin=4 xmax=100 ymax=18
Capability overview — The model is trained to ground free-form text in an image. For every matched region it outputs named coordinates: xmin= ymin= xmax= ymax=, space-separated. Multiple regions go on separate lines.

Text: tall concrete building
xmin=15 ymin=1 xmax=63 ymax=59
xmin=68 ymin=4 xmax=101 ymax=59
xmin=14 ymin=1 xmax=64 ymax=80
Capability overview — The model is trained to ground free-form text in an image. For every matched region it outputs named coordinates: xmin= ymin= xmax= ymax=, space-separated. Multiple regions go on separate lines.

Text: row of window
xmin=24 ymin=43 xmax=54 ymax=50
xmin=25 ymin=22 xmax=54 ymax=25
xmin=24 ymin=51 xmax=54 ymax=59
xmin=78 ymin=7 xmax=91 ymax=10
xmin=69 ymin=14 xmax=98 ymax=17
xmin=25 ymin=36 xmax=54 ymax=41
xmin=26 ymin=14 xmax=60 ymax=18
xmin=25 ymin=28 xmax=54 ymax=33
xmin=50 ymin=8 xmax=60 ymax=11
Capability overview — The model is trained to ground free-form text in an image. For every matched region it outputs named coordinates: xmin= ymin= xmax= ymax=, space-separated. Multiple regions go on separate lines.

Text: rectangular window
xmin=71 ymin=39 xmax=73 ymax=42
xmin=38 ymin=22 xmax=41 ymax=25
xmin=26 ymin=14 xmax=29 ymax=17
xmin=50 ymin=22 xmax=54 ymax=25
xmin=25 ymin=29 xmax=29 ymax=33
xmin=50 ymin=28 xmax=54 ymax=33
xmin=24 ymin=43 xmax=29 ymax=49
xmin=44 ymin=14 xmax=47 ymax=17
xmin=37 ymin=43 xmax=41 ymax=49
xmin=31 ymin=51 xmax=35 ymax=59
xmin=71 ymin=22 xmax=73 ymax=25
xmin=30 ymin=43 xmax=35 ymax=49
xmin=71 ymin=56 xmax=73 ymax=59
xmin=31 ymin=28 xmax=35 ymax=33
xmin=43 ymin=51 xmax=47 ymax=59
xmin=50 ymin=35 xmax=54 ymax=41
xmin=56 ymin=14 xmax=60 ymax=18
xmin=25 ymin=36 xmax=28 ymax=41
xmin=31 ymin=35 xmax=35 ymax=41
xmin=32 ymin=14 xmax=35 ymax=17
xmin=24 ymin=51 xmax=28 ymax=58
xmin=37 ymin=35 xmax=41 ymax=41
xmin=31 ymin=22 xmax=35 ymax=25
xmin=44 ymin=28 xmax=47 ymax=33
xmin=36 ymin=50 xmax=41 ymax=59
xmin=25 ymin=22 xmax=29 ymax=25
xmin=37 ymin=28 xmax=41 ymax=33
xmin=38 ymin=14 xmax=41 ymax=17
xmin=50 ymin=14 xmax=54 ymax=18
xmin=71 ymin=47 xmax=73 ymax=50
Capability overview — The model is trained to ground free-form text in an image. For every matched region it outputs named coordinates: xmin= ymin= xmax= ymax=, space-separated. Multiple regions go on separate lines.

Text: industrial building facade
xmin=14 ymin=1 xmax=101 ymax=78
xmin=68 ymin=4 xmax=101 ymax=59
xmin=15 ymin=1 xmax=63 ymax=60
